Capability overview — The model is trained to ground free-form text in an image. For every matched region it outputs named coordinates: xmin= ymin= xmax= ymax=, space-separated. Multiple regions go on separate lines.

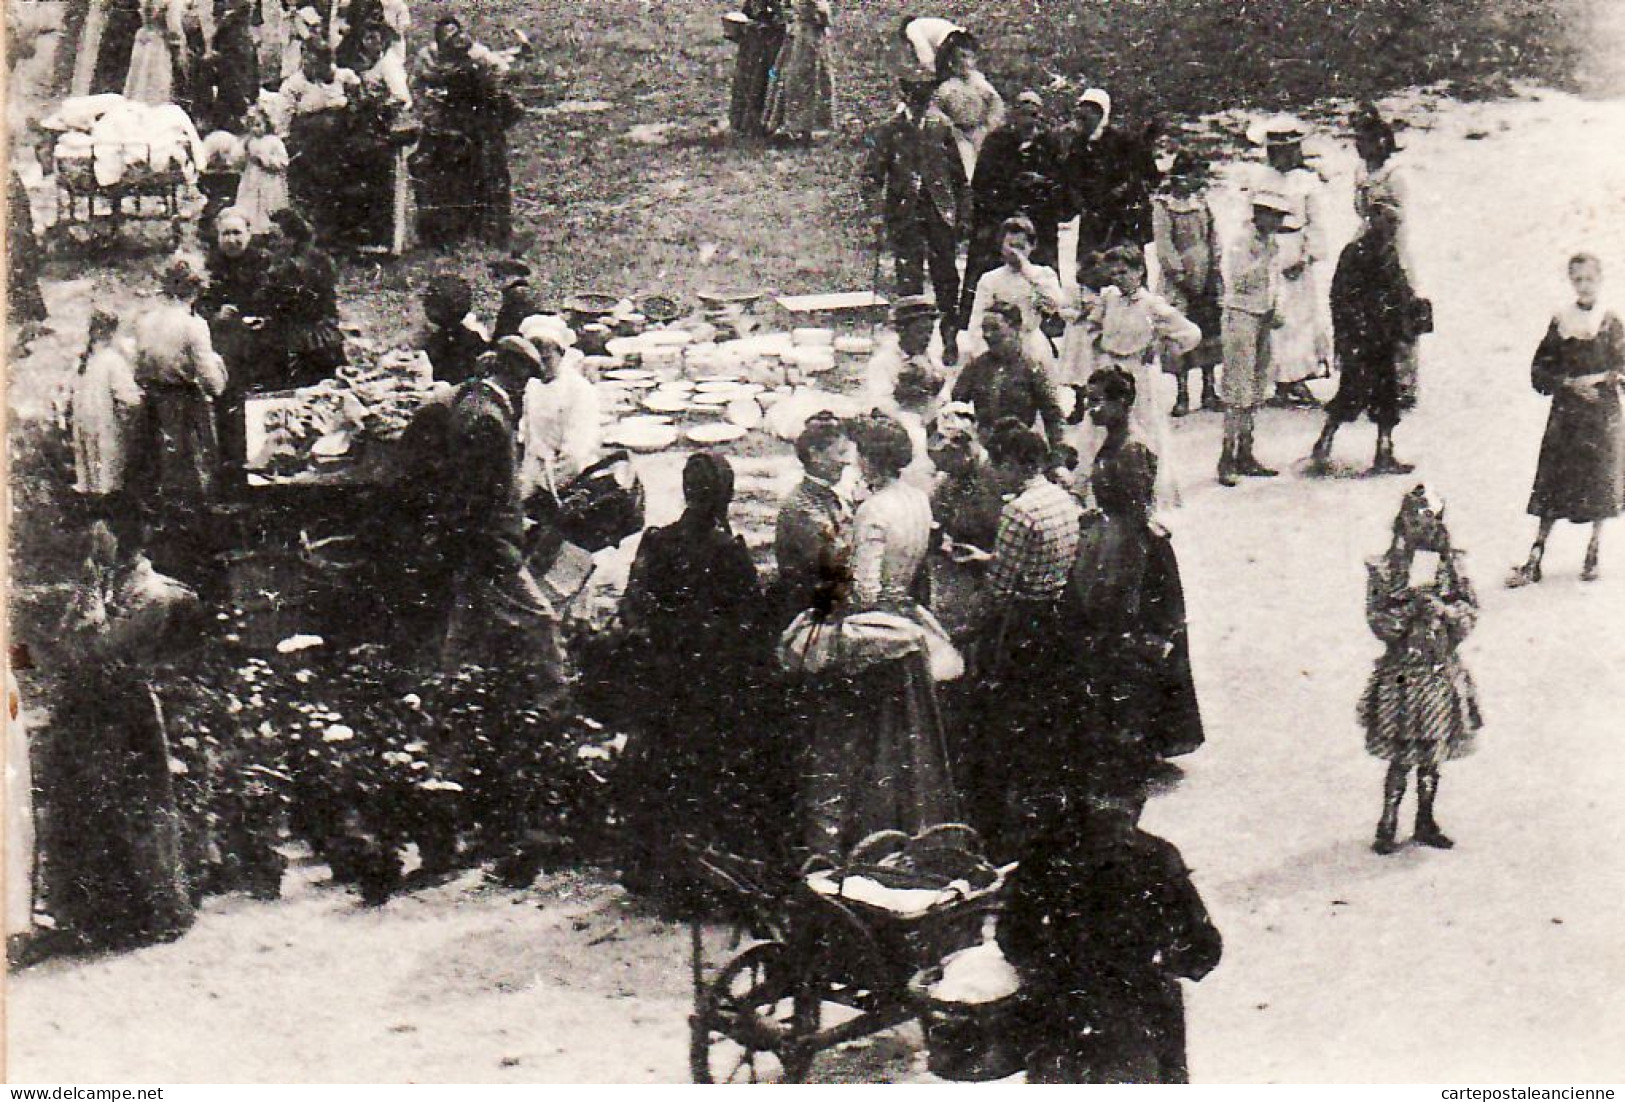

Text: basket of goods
xmin=907 ymin=940 xmax=1023 ymax=1082
xmin=801 ymin=824 xmax=1005 ymax=990
xmin=637 ymin=294 xmax=684 ymax=325
xmin=563 ymin=292 xmax=622 ymax=330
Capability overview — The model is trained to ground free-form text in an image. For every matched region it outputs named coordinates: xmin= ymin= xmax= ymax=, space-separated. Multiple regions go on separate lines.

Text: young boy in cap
xmin=1217 ymin=193 xmax=1293 ymax=486
xmin=867 ymin=294 xmax=946 ymax=410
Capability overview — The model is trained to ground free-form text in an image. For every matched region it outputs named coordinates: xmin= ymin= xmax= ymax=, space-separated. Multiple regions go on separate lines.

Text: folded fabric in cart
xmin=804 ymin=870 xmax=976 ymax=917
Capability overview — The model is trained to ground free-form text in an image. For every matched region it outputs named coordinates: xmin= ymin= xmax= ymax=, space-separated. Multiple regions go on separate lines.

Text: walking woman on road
xmin=1507 ymin=252 xmax=1625 ymax=586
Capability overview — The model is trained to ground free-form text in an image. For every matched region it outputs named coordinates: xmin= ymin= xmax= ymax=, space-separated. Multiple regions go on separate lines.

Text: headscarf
xmin=518 ymin=314 xmax=577 ymax=352
xmin=1077 ymin=87 xmax=1111 ymax=141
xmin=682 ymin=451 xmax=736 ymax=530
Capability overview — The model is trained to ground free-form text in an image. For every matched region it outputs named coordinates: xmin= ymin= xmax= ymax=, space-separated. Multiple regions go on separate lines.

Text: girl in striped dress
xmin=1362 ymin=486 xmax=1482 ymax=855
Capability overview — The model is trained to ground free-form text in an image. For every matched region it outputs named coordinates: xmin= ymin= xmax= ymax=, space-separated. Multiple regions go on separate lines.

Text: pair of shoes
xmin=1171 ymin=399 xmax=1192 ymax=418
xmin=1238 ymin=458 xmax=1279 ymax=477
xmin=1505 ymin=562 xmax=1543 ymax=588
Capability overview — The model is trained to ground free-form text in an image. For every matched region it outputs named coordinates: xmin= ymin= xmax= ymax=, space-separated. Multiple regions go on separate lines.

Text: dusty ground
xmin=7 ymin=0 xmax=1625 ymax=1086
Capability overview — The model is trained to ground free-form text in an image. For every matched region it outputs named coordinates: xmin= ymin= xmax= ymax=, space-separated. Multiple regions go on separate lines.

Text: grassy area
xmin=359 ymin=0 xmax=1597 ymax=330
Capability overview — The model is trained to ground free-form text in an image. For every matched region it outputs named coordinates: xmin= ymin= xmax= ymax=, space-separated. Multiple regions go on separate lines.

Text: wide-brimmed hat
xmin=1247 ymin=113 xmax=1309 ymax=147
xmin=891 ymin=294 xmax=938 ymax=326
xmin=1250 ymin=191 xmax=1302 ymax=229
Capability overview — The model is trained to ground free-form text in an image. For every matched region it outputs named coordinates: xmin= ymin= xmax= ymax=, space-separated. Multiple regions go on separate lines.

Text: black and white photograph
xmin=3 ymin=0 xmax=1623 ymax=1085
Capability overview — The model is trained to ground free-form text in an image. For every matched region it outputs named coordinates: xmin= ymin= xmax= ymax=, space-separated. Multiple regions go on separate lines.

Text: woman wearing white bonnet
xmin=516 ymin=316 xmax=601 ymax=498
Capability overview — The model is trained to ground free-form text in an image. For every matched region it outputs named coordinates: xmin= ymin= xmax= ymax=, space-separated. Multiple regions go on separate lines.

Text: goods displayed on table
xmin=43 ymin=95 xmax=203 ymax=189
xmin=584 ymin=307 xmax=881 ymax=457
xmin=246 ymin=349 xmax=448 ymax=482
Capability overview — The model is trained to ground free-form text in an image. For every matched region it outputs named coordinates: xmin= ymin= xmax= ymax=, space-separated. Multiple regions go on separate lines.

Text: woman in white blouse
xmin=788 ymin=413 xmax=963 ymax=859
xmin=516 ymin=315 xmax=601 ymax=501
xmin=962 ymin=213 xmax=1071 ymax=374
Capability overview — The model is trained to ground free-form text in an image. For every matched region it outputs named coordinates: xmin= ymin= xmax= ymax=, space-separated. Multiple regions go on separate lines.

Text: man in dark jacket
xmin=863 ymin=79 xmax=970 ymax=362
xmin=959 ymin=90 xmax=1063 ymax=323
xmin=999 ymin=761 xmax=1223 ymax=1083
xmin=440 ymin=336 xmax=568 ymax=684
xmin=950 ymin=301 xmax=1066 ymax=447
xmin=1311 ymin=201 xmax=1430 ymax=475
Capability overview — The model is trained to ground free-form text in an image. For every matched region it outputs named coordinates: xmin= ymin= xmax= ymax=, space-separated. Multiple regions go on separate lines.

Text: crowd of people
xmin=7 ymin=2 xmax=1625 ymax=1087
xmin=58 ymin=0 xmax=523 ymax=256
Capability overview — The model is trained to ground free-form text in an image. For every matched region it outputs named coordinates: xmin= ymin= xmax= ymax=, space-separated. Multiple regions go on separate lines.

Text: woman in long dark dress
xmin=726 ymin=0 xmax=786 ymax=139
xmin=616 ymin=453 xmax=779 ymax=905
xmin=40 ymin=524 xmax=203 ymax=952
xmin=1065 ymin=368 xmax=1203 ymax=769
xmin=999 ymin=765 xmax=1222 ymax=1083
xmin=412 ymin=16 xmax=521 ymax=247
xmin=265 ymin=209 xmax=345 ymax=387
xmin=782 ymin=413 xmax=963 ymax=860
xmin=959 ymin=420 xmax=1081 ymax=858
xmin=1507 ymin=252 xmax=1625 ymax=586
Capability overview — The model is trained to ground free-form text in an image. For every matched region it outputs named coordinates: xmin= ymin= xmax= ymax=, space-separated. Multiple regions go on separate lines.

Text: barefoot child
xmin=1507 ymin=252 xmax=1625 ymax=586
xmin=1364 ymin=486 xmax=1481 ymax=855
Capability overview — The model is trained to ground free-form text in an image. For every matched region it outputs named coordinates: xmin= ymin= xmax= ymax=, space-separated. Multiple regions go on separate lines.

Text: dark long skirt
xmin=412 ymin=129 xmax=513 ymax=247
xmin=799 ymin=653 xmax=961 ymax=860
xmin=1020 ymin=977 xmax=1190 ymax=1084
xmin=964 ymin=599 xmax=1072 ymax=859
xmin=1528 ymin=389 xmax=1625 ymax=523
xmin=1064 ymin=517 xmax=1204 ymax=762
xmin=728 ymin=23 xmax=785 ymax=138
xmin=40 ymin=673 xmax=194 ymax=951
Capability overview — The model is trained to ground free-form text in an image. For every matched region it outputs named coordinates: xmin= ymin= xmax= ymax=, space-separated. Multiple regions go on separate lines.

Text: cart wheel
xmin=690 ymin=941 xmax=819 ymax=1083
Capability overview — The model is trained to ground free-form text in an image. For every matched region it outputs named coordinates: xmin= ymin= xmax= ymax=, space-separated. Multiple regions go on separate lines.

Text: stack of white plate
xmin=605 ymin=415 xmax=679 ymax=453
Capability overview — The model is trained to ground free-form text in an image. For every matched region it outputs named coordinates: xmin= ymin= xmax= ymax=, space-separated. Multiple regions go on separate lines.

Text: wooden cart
xmin=685 ymin=842 xmax=1003 ymax=1083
